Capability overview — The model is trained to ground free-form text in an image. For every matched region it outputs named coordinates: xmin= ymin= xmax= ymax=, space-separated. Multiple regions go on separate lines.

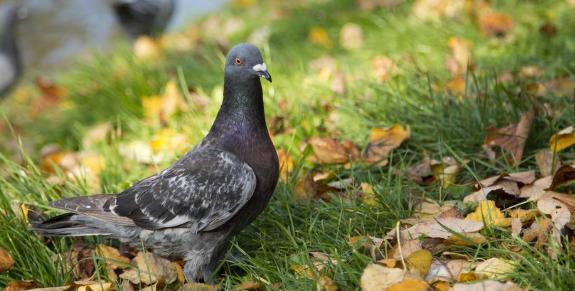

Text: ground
xmin=1 ymin=0 xmax=575 ymax=290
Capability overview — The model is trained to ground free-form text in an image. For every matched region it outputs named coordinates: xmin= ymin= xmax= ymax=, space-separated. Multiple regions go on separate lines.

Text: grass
xmin=1 ymin=0 xmax=575 ymax=289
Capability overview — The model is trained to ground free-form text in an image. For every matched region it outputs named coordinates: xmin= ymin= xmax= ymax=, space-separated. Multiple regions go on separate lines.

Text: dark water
xmin=8 ymin=0 xmax=227 ymax=76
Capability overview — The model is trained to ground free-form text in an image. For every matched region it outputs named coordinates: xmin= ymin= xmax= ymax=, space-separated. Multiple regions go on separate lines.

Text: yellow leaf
xmin=309 ymin=27 xmax=333 ymax=48
xmin=363 ymin=125 xmax=410 ymax=166
xmin=465 ymin=200 xmax=511 ymax=227
xmin=446 ymin=232 xmax=487 ymax=246
xmin=405 ymin=250 xmax=432 ymax=276
xmin=431 ymin=157 xmax=460 ymax=187
xmin=360 ymin=264 xmax=406 ymax=291
xmin=134 ymin=36 xmax=162 ymax=60
xmin=549 ymin=126 xmax=575 ymax=152
xmin=95 ymin=245 xmax=130 ymax=270
xmin=432 ymin=281 xmax=450 ymax=291
xmin=290 ymin=264 xmax=315 ymax=279
xmin=474 ymin=258 xmax=516 ymax=280
xmin=309 ymin=137 xmax=358 ymax=164
xmin=277 ymin=149 xmax=294 ymax=182
xmin=388 ymin=278 xmax=429 ymax=291
xmin=142 ymin=96 xmax=163 ymax=121
xmin=317 ymin=276 xmax=338 ymax=291
xmin=361 ymin=183 xmax=378 ymax=207
xmin=0 ymin=247 xmax=14 ymax=272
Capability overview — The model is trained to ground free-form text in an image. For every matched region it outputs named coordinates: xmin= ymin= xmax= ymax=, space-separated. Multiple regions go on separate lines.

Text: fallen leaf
xmin=447 ymin=37 xmax=473 ymax=75
xmin=411 ymin=0 xmax=465 ymax=22
xmin=518 ymin=66 xmax=543 ymax=78
xmin=293 ymin=173 xmax=316 ymax=201
xmin=445 ymin=232 xmax=487 ymax=246
xmin=432 ymin=281 xmax=450 ymax=291
xmin=234 ymin=281 xmax=262 ymax=290
xmin=452 ymin=280 xmax=524 ymax=291
xmin=479 ymin=12 xmax=514 ymax=38
xmin=134 ymin=36 xmax=162 ymax=60
xmin=519 ymin=176 xmax=553 ymax=200
xmin=400 ymin=218 xmax=484 ymax=240
xmin=535 ymin=149 xmax=560 ymax=176
xmin=0 ymin=247 xmax=15 ymax=272
xmin=431 ymin=157 xmax=460 ymax=187
xmin=360 ymin=183 xmax=378 ymax=206
xmin=363 ymin=125 xmax=410 ymax=167
xmin=474 ymin=258 xmax=516 ymax=280
xmin=309 ymin=27 xmax=333 ymax=48
xmin=3 ymin=280 xmax=38 ymax=291
xmin=539 ymin=22 xmax=558 ymax=38
xmin=120 ymin=252 xmax=177 ymax=286
xmin=360 ymin=264 xmax=406 ymax=291
xmin=445 ymin=75 xmax=466 ymax=96
xmin=465 ymin=200 xmax=511 ymax=227
xmin=549 ymin=126 xmax=575 ymax=153
xmin=310 ymin=252 xmax=338 ymax=272
xmin=483 ymin=109 xmax=535 ymax=166
xmin=372 ymin=56 xmax=398 ymax=82
xmin=309 ymin=137 xmax=358 ymax=164
xmin=406 ymin=158 xmax=434 ymax=185
xmin=388 ymin=278 xmax=429 ymax=291
xmin=390 ymin=239 xmax=422 ymax=260
xmin=405 ymin=250 xmax=432 ymax=276
xmin=316 ymin=276 xmax=338 ymax=291
xmin=339 ymin=23 xmax=363 ymax=50
xmin=290 ymin=264 xmax=315 ymax=279
xmin=95 ymin=244 xmax=130 ymax=270
xmin=549 ymin=162 xmax=575 ymax=190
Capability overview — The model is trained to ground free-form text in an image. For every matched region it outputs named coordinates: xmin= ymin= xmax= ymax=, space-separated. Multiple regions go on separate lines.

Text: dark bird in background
xmin=33 ymin=43 xmax=279 ymax=282
xmin=0 ymin=4 xmax=23 ymax=99
xmin=113 ymin=0 xmax=175 ymax=38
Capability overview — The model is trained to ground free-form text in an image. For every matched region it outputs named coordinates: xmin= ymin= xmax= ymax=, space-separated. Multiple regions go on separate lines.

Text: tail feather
xmin=31 ymin=213 xmax=112 ymax=237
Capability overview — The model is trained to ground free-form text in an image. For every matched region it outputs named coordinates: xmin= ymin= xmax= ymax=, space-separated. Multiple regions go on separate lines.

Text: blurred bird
xmin=33 ymin=43 xmax=279 ymax=283
xmin=0 ymin=4 xmax=23 ymax=99
xmin=113 ymin=0 xmax=175 ymax=38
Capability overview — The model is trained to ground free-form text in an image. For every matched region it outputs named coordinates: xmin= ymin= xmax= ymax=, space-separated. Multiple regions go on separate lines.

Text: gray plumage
xmin=33 ymin=43 xmax=279 ymax=282
xmin=0 ymin=4 xmax=22 ymax=98
xmin=113 ymin=0 xmax=175 ymax=38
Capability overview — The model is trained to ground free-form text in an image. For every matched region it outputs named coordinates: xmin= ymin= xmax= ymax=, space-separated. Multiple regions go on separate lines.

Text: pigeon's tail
xmin=31 ymin=213 xmax=113 ymax=237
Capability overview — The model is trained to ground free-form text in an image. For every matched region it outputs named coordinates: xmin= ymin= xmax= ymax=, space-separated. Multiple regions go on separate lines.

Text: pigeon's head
xmin=225 ymin=43 xmax=272 ymax=83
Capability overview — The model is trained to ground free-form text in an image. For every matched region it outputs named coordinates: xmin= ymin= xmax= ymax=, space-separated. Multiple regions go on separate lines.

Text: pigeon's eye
xmin=234 ymin=58 xmax=243 ymax=65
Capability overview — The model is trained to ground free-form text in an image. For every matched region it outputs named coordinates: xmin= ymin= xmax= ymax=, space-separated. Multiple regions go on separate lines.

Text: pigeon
xmin=112 ymin=0 xmax=175 ymax=38
xmin=0 ymin=4 xmax=22 ymax=99
xmin=33 ymin=43 xmax=279 ymax=282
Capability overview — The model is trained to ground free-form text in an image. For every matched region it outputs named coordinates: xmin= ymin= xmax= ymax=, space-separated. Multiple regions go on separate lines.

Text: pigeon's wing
xmin=109 ymin=148 xmax=257 ymax=232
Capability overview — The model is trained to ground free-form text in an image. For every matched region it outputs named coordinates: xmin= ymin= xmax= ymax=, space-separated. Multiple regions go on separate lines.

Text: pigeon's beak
xmin=253 ymin=63 xmax=272 ymax=83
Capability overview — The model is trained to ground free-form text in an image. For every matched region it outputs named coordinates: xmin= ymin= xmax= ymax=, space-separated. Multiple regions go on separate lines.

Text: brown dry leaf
xmin=234 ymin=281 xmax=262 ymax=290
xmin=550 ymin=126 xmax=575 ymax=153
xmin=388 ymin=278 xmax=429 ymax=291
xmin=309 ymin=27 xmax=333 ymax=48
xmin=483 ymin=109 xmax=535 ymax=166
xmin=518 ymin=66 xmax=543 ymax=78
xmin=390 ymin=239 xmax=422 ymax=260
xmin=360 ymin=264 xmax=406 ymax=291
xmin=95 ymin=244 xmax=130 ymax=270
xmin=550 ymin=163 xmax=575 ymax=190
xmin=363 ymin=125 xmax=410 ymax=167
xmin=474 ymin=258 xmax=516 ymax=280
xmin=372 ymin=56 xmax=398 ymax=82
xmin=479 ymin=12 xmax=514 ymax=38
xmin=356 ymin=0 xmax=402 ymax=11
xmin=406 ymin=158 xmax=434 ymax=185
xmin=405 ymin=250 xmax=432 ymax=276
xmin=519 ymin=176 xmax=553 ymax=200
xmin=180 ymin=283 xmax=220 ymax=291
xmin=445 ymin=75 xmax=466 ymax=96
xmin=447 ymin=37 xmax=473 ymax=75
xmin=3 ymin=280 xmax=38 ymax=291
xmin=120 ymin=252 xmax=177 ymax=286
xmin=75 ymin=281 xmax=113 ymax=291
xmin=400 ymin=218 xmax=483 ymax=240
xmin=339 ymin=23 xmax=363 ymax=50
xmin=452 ymin=280 xmax=524 ymax=291
xmin=465 ymin=200 xmax=511 ymax=227
xmin=317 ymin=276 xmax=338 ymax=291
xmin=432 ymin=281 xmax=450 ymax=291
xmin=293 ymin=173 xmax=318 ymax=201
xmin=0 ymin=247 xmax=14 ymax=272
xmin=543 ymin=77 xmax=574 ymax=98
xmin=462 ymin=172 xmax=534 ymax=204
xmin=535 ymin=149 xmax=560 ymax=176
xmin=511 ymin=218 xmax=522 ymax=236
xmin=134 ymin=36 xmax=163 ymax=60
xmin=277 ymin=149 xmax=294 ymax=181
xmin=82 ymin=122 xmax=112 ymax=149
xmin=309 ymin=137 xmax=358 ymax=164
xmin=310 ymin=252 xmax=338 ymax=272
xmin=539 ymin=22 xmax=558 ymax=38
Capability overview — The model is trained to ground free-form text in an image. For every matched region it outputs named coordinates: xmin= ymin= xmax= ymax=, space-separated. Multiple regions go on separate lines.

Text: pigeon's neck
xmin=207 ymin=76 xmax=267 ymax=144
